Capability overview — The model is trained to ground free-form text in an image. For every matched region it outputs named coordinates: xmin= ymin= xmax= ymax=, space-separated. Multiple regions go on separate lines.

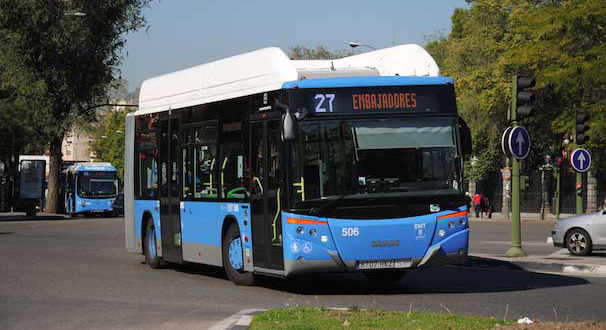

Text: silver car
xmin=552 ymin=209 xmax=606 ymax=256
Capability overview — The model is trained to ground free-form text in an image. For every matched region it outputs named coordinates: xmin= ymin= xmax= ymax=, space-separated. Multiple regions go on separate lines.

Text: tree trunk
xmin=45 ymin=136 xmax=63 ymax=214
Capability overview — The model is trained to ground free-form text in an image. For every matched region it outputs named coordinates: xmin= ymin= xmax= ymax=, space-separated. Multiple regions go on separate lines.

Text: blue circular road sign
xmin=508 ymin=126 xmax=531 ymax=160
xmin=570 ymin=148 xmax=591 ymax=173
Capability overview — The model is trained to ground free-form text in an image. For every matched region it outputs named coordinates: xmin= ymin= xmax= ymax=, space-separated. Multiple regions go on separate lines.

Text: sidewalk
xmin=468 ymin=249 xmax=606 ymax=278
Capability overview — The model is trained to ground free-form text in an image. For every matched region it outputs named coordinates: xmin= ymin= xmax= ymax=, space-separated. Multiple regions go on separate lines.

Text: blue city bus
xmin=64 ymin=162 xmax=119 ymax=216
xmin=124 ymin=46 xmax=472 ymax=285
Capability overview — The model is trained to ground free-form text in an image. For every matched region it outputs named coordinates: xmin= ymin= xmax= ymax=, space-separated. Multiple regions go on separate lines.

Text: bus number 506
xmin=342 ymin=227 xmax=359 ymax=237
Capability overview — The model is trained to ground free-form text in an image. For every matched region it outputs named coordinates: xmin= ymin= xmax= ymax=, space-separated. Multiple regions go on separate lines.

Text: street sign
xmin=508 ymin=126 xmax=531 ymax=160
xmin=501 ymin=126 xmax=513 ymax=157
xmin=570 ymin=148 xmax=591 ymax=173
xmin=501 ymin=168 xmax=511 ymax=181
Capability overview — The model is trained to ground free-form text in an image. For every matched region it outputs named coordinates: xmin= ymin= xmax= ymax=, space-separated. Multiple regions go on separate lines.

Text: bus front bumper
xmin=283 ymin=229 xmax=468 ymax=277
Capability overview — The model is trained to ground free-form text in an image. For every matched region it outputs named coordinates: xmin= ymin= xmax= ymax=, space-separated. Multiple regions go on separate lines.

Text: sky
xmin=119 ymin=0 xmax=470 ymax=91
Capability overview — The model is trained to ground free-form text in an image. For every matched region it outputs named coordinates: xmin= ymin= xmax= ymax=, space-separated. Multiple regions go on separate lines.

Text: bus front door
xmin=250 ymin=114 xmax=284 ymax=271
xmin=159 ymin=117 xmax=183 ymax=263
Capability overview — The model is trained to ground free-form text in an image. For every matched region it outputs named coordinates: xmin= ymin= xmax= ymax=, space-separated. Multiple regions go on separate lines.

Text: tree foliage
xmin=89 ymin=109 xmax=132 ymax=183
xmin=426 ymin=0 xmax=606 ymax=180
xmin=0 ymin=0 xmax=152 ymax=212
xmin=288 ymin=46 xmax=351 ymax=60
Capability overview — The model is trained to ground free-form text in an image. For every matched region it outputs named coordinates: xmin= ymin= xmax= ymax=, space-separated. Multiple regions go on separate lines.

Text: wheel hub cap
xmin=228 ymin=237 xmax=243 ymax=270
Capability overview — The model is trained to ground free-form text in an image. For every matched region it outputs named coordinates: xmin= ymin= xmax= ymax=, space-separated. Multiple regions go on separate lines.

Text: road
xmin=468 ymin=219 xmax=560 ymax=255
xmin=0 ymin=216 xmax=604 ymax=330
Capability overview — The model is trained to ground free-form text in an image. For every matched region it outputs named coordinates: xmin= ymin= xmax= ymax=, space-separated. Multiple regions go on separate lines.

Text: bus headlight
xmin=438 ymin=229 xmax=446 ymax=237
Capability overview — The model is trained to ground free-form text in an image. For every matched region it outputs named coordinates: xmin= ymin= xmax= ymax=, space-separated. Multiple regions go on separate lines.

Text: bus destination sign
xmin=300 ymin=85 xmax=455 ymax=115
xmin=352 ymin=92 xmax=417 ymax=110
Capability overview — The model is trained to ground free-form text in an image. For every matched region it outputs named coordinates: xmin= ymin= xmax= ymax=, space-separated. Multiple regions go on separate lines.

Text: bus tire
xmin=145 ymin=221 xmax=161 ymax=269
xmin=363 ymin=270 xmax=407 ymax=285
xmin=222 ymin=223 xmax=255 ymax=286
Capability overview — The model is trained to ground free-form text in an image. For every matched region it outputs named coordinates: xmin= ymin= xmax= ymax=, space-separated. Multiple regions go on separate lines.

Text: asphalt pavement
xmin=1 ymin=214 xmax=606 ymax=330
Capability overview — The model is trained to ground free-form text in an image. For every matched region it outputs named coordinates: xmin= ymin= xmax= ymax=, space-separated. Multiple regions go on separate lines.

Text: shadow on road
xmin=272 ymin=266 xmax=589 ymax=295
xmin=0 ymin=214 xmax=67 ymax=222
xmin=161 ymin=261 xmax=589 ymax=296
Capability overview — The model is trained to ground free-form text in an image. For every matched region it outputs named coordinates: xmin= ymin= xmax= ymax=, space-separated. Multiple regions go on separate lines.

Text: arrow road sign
xmin=508 ymin=126 xmax=531 ymax=160
xmin=501 ymin=126 xmax=513 ymax=157
xmin=570 ymin=148 xmax=591 ymax=173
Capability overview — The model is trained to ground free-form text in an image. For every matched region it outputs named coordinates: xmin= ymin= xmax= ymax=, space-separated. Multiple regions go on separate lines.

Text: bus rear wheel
xmin=145 ymin=221 xmax=161 ymax=269
xmin=222 ymin=223 xmax=255 ymax=286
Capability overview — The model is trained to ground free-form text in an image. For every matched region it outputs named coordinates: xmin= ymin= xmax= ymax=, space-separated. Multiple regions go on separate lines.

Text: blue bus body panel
xmin=282 ymin=206 xmax=468 ymax=275
xmin=134 ymin=199 xmax=161 ymax=254
xmin=74 ymin=196 xmax=114 ymax=214
xmin=282 ymin=76 xmax=454 ymax=90
xmin=180 ymin=201 xmax=252 ymax=249
xmin=327 ymin=215 xmax=437 ymax=261
xmin=282 ymin=212 xmax=337 ymax=262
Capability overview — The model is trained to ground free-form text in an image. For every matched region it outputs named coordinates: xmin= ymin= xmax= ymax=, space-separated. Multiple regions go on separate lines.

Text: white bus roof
xmin=136 ymin=44 xmax=440 ymax=116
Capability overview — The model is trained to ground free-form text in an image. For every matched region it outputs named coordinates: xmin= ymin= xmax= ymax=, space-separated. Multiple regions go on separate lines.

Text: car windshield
xmin=78 ymin=171 xmax=118 ymax=198
xmin=291 ymin=117 xmax=461 ymax=203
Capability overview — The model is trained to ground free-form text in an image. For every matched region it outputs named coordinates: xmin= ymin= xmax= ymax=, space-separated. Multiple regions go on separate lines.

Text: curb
xmin=208 ymin=309 xmax=266 ymax=330
xmin=466 ymin=255 xmax=606 ymax=278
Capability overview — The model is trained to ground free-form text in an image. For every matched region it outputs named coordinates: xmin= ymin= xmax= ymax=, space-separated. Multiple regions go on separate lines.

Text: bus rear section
xmin=64 ymin=163 xmax=119 ymax=216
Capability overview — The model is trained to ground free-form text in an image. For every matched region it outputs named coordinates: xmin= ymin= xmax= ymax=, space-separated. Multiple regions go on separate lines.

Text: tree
xmin=0 ymin=0 xmax=152 ymax=213
xmin=288 ymin=46 xmax=351 ymax=60
xmin=89 ymin=108 xmax=132 ymax=183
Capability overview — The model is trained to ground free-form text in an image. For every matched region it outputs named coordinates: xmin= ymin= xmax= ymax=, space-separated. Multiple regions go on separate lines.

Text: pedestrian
xmin=482 ymin=195 xmax=491 ymax=218
xmin=472 ymin=193 xmax=482 ymax=218
xmin=465 ymin=192 xmax=472 ymax=212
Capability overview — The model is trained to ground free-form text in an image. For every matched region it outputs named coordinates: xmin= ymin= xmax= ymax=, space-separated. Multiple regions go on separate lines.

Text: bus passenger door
xmin=159 ymin=117 xmax=183 ymax=263
xmin=250 ymin=114 xmax=284 ymax=270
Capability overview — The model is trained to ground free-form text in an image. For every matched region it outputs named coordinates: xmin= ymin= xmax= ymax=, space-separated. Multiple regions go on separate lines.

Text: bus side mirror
xmin=458 ymin=117 xmax=472 ymax=157
xmin=282 ymin=108 xmax=297 ymax=142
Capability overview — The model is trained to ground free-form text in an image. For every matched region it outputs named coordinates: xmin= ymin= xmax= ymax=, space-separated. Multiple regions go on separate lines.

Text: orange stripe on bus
xmin=438 ymin=211 xmax=468 ymax=220
xmin=287 ymin=218 xmax=327 ymax=225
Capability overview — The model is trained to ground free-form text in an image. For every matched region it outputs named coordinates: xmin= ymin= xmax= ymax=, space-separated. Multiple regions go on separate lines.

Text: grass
xmin=250 ymin=307 xmax=512 ymax=330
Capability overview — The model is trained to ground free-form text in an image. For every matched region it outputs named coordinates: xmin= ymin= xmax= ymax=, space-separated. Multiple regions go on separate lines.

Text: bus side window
xmin=138 ymin=151 xmax=158 ymax=198
xmin=220 ymin=145 xmax=245 ymax=199
xmin=182 ymin=147 xmax=193 ymax=198
xmin=194 ymin=145 xmax=217 ymax=198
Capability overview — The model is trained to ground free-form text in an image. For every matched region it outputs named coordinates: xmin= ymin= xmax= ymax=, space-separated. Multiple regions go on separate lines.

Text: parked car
xmin=552 ymin=209 xmax=606 ymax=256
xmin=112 ymin=191 xmax=124 ymax=217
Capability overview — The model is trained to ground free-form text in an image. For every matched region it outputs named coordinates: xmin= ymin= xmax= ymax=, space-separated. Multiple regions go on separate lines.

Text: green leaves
xmin=426 ymin=0 xmax=606 ymax=178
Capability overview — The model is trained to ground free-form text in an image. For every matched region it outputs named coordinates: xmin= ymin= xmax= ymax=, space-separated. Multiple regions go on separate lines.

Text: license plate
xmin=92 ymin=210 xmax=103 ymax=213
xmin=357 ymin=258 xmax=412 ymax=270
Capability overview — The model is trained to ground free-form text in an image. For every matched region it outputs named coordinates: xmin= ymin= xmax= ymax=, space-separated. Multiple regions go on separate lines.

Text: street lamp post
xmin=348 ymin=42 xmax=377 ymax=52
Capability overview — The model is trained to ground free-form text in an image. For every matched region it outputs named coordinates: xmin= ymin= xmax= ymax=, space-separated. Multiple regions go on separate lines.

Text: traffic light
xmin=520 ymin=175 xmax=530 ymax=191
xmin=576 ymin=113 xmax=590 ymax=145
xmin=514 ymin=75 xmax=536 ymax=119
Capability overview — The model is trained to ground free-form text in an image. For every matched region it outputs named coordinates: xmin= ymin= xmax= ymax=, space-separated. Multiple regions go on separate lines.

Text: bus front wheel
xmin=222 ymin=223 xmax=255 ymax=286
xmin=145 ymin=221 xmax=161 ymax=269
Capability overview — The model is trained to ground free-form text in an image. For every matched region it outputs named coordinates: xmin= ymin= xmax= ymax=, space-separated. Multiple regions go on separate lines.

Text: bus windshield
xmin=292 ymin=117 xmax=461 ymax=203
xmin=77 ymin=171 xmax=118 ymax=199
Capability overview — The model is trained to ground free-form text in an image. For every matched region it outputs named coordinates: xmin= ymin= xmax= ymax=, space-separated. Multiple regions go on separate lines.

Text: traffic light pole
xmin=555 ymin=167 xmax=560 ymax=222
xmin=506 ymin=75 xmax=527 ymax=257
xmin=577 ymin=172 xmax=583 ymax=214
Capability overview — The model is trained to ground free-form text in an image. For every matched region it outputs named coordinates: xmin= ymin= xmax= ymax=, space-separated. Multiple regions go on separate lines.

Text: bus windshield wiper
xmin=309 ymin=189 xmax=367 ymax=217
